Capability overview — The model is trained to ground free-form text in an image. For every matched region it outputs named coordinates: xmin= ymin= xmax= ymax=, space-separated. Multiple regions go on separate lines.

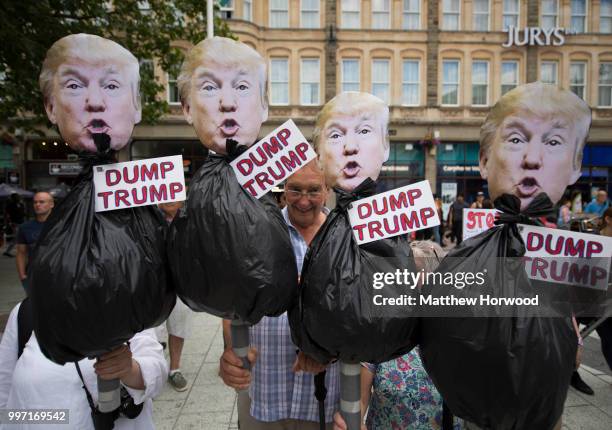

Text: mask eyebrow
xmin=59 ymin=68 xmax=88 ymax=83
xmin=501 ymin=118 xmax=531 ymax=138
xmin=231 ymin=69 xmax=254 ymax=86
xmin=325 ymin=121 xmax=347 ymax=134
xmin=194 ymin=69 xmax=222 ymax=86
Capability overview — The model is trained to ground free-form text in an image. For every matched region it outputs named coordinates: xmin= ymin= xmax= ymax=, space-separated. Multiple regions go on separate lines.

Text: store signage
xmin=231 ymin=119 xmax=316 ymax=199
xmin=463 ymin=208 xmax=499 ymax=240
xmin=502 ymin=26 xmax=569 ymax=48
xmin=93 ymin=155 xmax=186 ymax=212
xmin=49 ymin=162 xmax=83 ymax=176
xmin=440 ymin=165 xmax=481 ymax=175
xmin=348 ymin=180 xmax=439 ymax=245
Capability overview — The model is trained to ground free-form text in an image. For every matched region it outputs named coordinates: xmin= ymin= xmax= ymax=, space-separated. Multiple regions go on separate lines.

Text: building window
xmin=270 ymin=58 xmax=289 ymax=105
xmin=503 ymin=0 xmax=519 ymax=30
xmin=372 ymin=59 xmax=390 ymax=104
xmin=270 ymin=0 xmax=289 ymax=28
xmin=219 ymin=0 xmax=234 ymax=19
xmin=473 ymin=0 xmax=490 ymax=31
xmin=442 ymin=60 xmax=460 ymax=105
xmin=442 ymin=0 xmax=461 ymax=30
xmin=501 ymin=60 xmax=519 ymax=95
xmin=300 ymin=58 xmax=320 ymax=105
xmin=601 ymin=0 xmax=612 ymax=33
xmin=472 ymin=61 xmax=489 ymax=105
xmin=599 ymin=62 xmax=612 ymax=107
xmin=243 ymin=0 xmax=252 ymax=21
xmin=341 ymin=59 xmax=360 ymax=92
xmin=167 ymin=73 xmax=180 ymax=104
xmin=570 ymin=0 xmax=587 ymax=33
xmin=402 ymin=0 xmax=420 ymax=30
xmin=372 ymin=0 xmax=391 ymax=29
xmin=541 ymin=0 xmax=558 ymax=28
xmin=402 ymin=60 xmax=420 ymax=106
xmin=540 ymin=61 xmax=558 ymax=85
xmin=570 ymin=62 xmax=587 ymax=100
xmin=301 ymin=0 xmax=320 ymax=28
xmin=342 ymin=0 xmax=361 ymax=29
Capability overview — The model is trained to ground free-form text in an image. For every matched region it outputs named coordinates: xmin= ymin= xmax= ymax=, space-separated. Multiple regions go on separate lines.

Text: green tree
xmin=0 ymin=0 xmax=233 ymax=134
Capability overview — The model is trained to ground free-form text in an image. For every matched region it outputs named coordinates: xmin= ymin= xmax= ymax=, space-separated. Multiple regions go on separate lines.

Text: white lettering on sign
xmin=520 ymin=225 xmax=612 ymax=290
xmin=463 ymin=208 xmax=499 ymax=240
xmin=502 ymin=26 xmax=567 ymax=47
xmin=93 ymin=155 xmax=186 ymax=212
xmin=230 ymin=119 xmax=317 ymax=199
xmin=348 ymin=180 xmax=440 ymax=245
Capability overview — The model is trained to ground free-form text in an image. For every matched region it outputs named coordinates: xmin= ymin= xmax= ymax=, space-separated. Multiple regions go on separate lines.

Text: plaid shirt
xmin=249 ymin=207 xmax=339 ymax=423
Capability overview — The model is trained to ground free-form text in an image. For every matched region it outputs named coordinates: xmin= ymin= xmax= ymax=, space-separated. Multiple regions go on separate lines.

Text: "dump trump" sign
xmin=348 ymin=180 xmax=439 ymax=245
xmin=93 ymin=155 xmax=186 ymax=212
xmin=230 ymin=120 xmax=317 ymax=199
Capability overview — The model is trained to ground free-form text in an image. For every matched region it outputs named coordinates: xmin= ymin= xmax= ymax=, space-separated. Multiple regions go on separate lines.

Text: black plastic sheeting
xmin=29 ymin=134 xmax=176 ymax=364
xmin=167 ymin=141 xmax=298 ymax=325
xmin=289 ymin=179 xmax=418 ymax=364
xmin=419 ymin=193 xmax=577 ymax=430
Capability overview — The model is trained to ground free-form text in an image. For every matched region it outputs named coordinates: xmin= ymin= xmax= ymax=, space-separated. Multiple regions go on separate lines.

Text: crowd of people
xmin=0 ymin=33 xmax=610 ymax=430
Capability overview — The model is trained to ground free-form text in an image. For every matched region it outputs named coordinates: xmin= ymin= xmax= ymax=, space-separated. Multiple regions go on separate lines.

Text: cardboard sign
xmin=520 ymin=224 xmax=612 ymax=290
xmin=348 ymin=180 xmax=440 ymax=245
xmin=93 ymin=155 xmax=186 ymax=212
xmin=230 ymin=119 xmax=317 ymax=199
xmin=463 ymin=208 xmax=499 ymax=240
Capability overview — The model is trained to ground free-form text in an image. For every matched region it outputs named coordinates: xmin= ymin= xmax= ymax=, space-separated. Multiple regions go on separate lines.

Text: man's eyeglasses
xmin=285 ymin=189 xmax=323 ymax=200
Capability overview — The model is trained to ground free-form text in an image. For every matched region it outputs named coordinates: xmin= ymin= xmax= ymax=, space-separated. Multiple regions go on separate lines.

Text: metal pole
xmin=340 ymin=362 xmax=361 ymax=430
xmin=231 ymin=319 xmax=251 ymax=392
xmin=207 ymin=1 xmax=214 ymax=39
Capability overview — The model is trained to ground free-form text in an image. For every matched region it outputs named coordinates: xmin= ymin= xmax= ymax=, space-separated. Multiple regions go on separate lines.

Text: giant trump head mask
xmin=479 ymin=82 xmax=591 ymax=210
xmin=312 ymin=92 xmax=390 ymax=192
xmin=40 ymin=34 xmax=141 ymax=153
xmin=178 ymin=37 xmax=268 ymax=155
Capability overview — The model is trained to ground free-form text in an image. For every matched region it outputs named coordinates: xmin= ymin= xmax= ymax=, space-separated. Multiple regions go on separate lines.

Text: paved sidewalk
xmin=0 ymin=253 xmax=610 ymax=429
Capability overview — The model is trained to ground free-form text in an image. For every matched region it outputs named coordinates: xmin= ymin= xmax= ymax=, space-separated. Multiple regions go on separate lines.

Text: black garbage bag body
xmin=289 ymin=179 xmax=418 ymax=364
xmin=419 ymin=194 xmax=577 ymax=430
xmin=167 ymin=145 xmax=298 ymax=325
xmin=29 ymin=151 xmax=176 ymax=365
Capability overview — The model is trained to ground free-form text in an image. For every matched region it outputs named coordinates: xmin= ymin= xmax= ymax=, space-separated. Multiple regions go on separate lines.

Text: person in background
xmin=157 ymin=201 xmax=191 ymax=392
xmin=447 ymin=194 xmax=468 ymax=245
xmin=584 ymin=190 xmax=609 ymax=217
xmin=3 ymin=193 xmax=25 ymax=257
xmin=220 ymin=162 xmax=340 ymax=430
xmin=481 ymin=198 xmax=494 ymax=209
xmin=470 ymin=191 xmax=485 ymax=209
xmin=434 ymin=196 xmax=444 ymax=245
xmin=15 ymin=191 xmax=54 ymax=289
xmin=333 ymin=241 xmax=462 ymax=430
xmin=557 ymin=197 xmax=572 ymax=227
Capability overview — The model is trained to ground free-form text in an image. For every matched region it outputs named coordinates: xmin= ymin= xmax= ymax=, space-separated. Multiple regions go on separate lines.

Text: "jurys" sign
xmin=502 ymin=26 xmax=573 ymax=47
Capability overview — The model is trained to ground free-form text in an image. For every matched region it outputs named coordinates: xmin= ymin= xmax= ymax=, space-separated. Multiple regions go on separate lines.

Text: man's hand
xmin=219 ymin=347 xmax=257 ymax=390
xmin=94 ymin=344 xmax=144 ymax=390
xmin=333 ymin=412 xmax=366 ymax=430
xmin=292 ymin=351 xmax=326 ymax=374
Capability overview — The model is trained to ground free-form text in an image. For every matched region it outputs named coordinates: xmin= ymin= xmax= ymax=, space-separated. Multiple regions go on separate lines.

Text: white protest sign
xmin=348 ymin=180 xmax=440 ymax=245
xmin=463 ymin=208 xmax=499 ymax=240
xmin=520 ymin=224 xmax=612 ymax=290
xmin=93 ymin=155 xmax=186 ymax=212
xmin=230 ymin=119 xmax=317 ymax=199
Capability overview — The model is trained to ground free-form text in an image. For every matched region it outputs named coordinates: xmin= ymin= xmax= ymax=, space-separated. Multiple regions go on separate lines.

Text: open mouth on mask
xmin=86 ymin=119 xmax=110 ymax=134
xmin=516 ymin=177 xmax=540 ymax=197
xmin=343 ymin=161 xmax=361 ymax=178
xmin=220 ymin=119 xmax=239 ymax=137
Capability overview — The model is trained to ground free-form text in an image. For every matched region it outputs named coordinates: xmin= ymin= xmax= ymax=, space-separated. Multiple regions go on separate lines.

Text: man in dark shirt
xmin=16 ymin=191 xmax=54 ymax=285
xmin=448 ymin=194 xmax=469 ymax=245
